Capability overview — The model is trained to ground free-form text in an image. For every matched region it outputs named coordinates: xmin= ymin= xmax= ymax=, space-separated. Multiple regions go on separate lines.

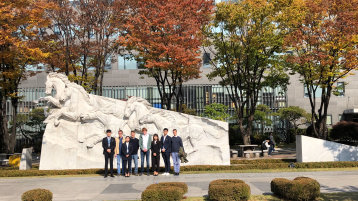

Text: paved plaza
xmin=1 ymin=170 xmax=358 ymax=201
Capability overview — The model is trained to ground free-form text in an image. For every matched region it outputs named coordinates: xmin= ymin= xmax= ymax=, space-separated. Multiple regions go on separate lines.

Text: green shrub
xmin=330 ymin=121 xmax=358 ymax=144
xmin=271 ymin=177 xmax=320 ymax=201
xmin=142 ymin=183 xmax=185 ymax=201
xmin=209 ymin=179 xmax=250 ymax=201
xmin=21 ymin=188 xmax=52 ymax=201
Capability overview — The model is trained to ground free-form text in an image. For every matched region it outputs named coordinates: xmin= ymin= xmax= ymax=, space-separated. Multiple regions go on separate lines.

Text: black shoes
xmin=110 ymin=174 xmax=114 ymax=177
xmin=174 ymin=173 xmax=180 ymax=176
xmin=104 ymin=175 xmax=107 ymax=178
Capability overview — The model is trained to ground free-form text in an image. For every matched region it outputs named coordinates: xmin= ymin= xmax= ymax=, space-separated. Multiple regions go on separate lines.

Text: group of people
xmin=102 ymin=127 xmax=184 ymax=178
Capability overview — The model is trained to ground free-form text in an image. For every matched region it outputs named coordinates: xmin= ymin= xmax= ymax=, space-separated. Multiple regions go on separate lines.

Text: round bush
xmin=21 ymin=188 xmax=52 ymax=201
xmin=141 ymin=186 xmax=184 ymax=201
xmin=209 ymin=179 xmax=250 ymax=201
xmin=271 ymin=178 xmax=291 ymax=197
xmin=271 ymin=177 xmax=320 ymax=201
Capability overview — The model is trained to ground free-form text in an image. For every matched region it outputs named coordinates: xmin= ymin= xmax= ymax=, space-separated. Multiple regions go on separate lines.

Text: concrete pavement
xmin=1 ymin=170 xmax=358 ymax=201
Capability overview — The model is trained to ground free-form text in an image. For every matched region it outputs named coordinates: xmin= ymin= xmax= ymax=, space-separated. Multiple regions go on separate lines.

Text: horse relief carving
xmin=39 ymin=73 xmax=230 ymax=170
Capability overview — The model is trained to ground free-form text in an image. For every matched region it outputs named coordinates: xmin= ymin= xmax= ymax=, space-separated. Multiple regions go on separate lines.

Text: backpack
xmin=261 ymin=141 xmax=267 ymax=150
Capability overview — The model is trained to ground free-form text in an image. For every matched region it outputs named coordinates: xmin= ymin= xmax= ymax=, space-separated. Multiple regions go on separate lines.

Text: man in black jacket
xmin=102 ymin=129 xmax=116 ymax=178
xmin=129 ymin=131 xmax=139 ymax=176
xmin=160 ymin=128 xmax=171 ymax=175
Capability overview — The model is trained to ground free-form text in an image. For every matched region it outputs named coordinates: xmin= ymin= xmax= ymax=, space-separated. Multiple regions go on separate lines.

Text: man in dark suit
xmin=102 ymin=129 xmax=116 ymax=178
xmin=121 ymin=136 xmax=133 ymax=177
xmin=160 ymin=128 xmax=172 ymax=175
xmin=129 ymin=131 xmax=139 ymax=176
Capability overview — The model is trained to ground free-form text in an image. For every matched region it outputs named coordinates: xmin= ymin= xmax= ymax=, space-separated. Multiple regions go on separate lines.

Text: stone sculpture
xmin=39 ymin=73 xmax=230 ymax=170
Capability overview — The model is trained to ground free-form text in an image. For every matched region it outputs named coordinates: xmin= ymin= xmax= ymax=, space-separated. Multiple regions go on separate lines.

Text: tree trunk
xmin=242 ymin=132 xmax=251 ymax=145
xmin=0 ymin=94 xmax=8 ymax=153
xmin=239 ymin=120 xmax=251 ymax=145
xmin=9 ymin=101 xmax=17 ymax=153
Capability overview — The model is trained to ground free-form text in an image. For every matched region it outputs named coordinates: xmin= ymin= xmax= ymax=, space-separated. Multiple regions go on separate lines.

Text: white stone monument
xmin=39 ymin=73 xmax=230 ymax=170
xmin=296 ymin=135 xmax=358 ymax=162
xmin=19 ymin=148 xmax=32 ymax=170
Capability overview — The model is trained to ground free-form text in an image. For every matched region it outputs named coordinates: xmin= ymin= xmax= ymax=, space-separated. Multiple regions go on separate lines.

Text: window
xmin=203 ymin=53 xmax=211 ymax=68
xmin=104 ymin=57 xmax=112 ymax=70
xmin=118 ymin=55 xmax=138 ymax=70
xmin=304 ymin=84 xmax=322 ymax=98
xmin=336 ymin=82 xmax=345 ymax=97
xmin=326 ymin=115 xmax=332 ymax=125
xmin=339 ymin=114 xmax=342 ymax=121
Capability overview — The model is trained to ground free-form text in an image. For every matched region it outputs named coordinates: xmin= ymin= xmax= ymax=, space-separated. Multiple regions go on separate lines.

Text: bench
xmin=243 ymin=150 xmax=262 ymax=158
xmin=262 ymin=150 xmax=268 ymax=157
xmin=230 ymin=149 xmax=239 ymax=158
xmin=0 ymin=159 xmax=9 ymax=166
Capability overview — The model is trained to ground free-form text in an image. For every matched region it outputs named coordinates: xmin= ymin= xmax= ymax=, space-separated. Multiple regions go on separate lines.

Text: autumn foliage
xmin=285 ymin=0 xmax=358 ymax=139
xmin=118 ymin=0 xmax=213 ymax=110
xmin=0 ymin=0 xmax=53 ymax=153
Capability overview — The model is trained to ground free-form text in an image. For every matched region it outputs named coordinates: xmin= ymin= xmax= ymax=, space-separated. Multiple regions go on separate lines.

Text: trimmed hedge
xmin=231 ymin=159 xmax=296 ymax=164
xmin=271 ymin=177 xmax=320 ymax=201
xmin=0 ymin=168 xmax=105 ymax=177
xmin=209 ymin=179 xmax=250 ymax=201
xmin=22 ymin=188 xmax=52 ymax=201
xmin=142 ymin=182 xmax=188 ymax=201
xmin=1 ymin=161 xmax=358 ymax=177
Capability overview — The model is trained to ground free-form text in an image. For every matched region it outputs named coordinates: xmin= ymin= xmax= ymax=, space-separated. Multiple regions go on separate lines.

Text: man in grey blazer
xmin=139 ymin=127 xmax=152 ymax=176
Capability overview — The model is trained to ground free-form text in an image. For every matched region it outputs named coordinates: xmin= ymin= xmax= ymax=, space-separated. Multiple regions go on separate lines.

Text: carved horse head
xmin=139 ymin=114 xmax=154 ymax=124
xmin=45 ymin=73 xmax=69 ymax=102
xmin=124 ymin=97 xmax=151 ymax=118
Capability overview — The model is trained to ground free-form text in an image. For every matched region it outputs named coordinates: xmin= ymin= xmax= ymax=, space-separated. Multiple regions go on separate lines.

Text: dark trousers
xmin=152 ymin=154 xmax=160 ymax=172
xmin=122 ymin=158 xmax=131 ymax=174
xmin=104 ymin=152 xmax=114 ymax=176
xmin=141 ymin=150 xmax=150 ymax=173
xmin=162 ymin=152 xmax=171 ymax=173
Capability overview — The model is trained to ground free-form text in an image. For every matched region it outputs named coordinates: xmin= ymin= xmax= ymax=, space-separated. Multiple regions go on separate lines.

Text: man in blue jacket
xmin=160 ymin=128 xmax=171 ymax=176
xmin=171 ymin=129 xmax=183 ymax=176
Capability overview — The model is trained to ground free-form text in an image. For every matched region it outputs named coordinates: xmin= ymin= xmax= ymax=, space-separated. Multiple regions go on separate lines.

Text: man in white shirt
xmin=139 ymin=128 xmax=152 ymax=176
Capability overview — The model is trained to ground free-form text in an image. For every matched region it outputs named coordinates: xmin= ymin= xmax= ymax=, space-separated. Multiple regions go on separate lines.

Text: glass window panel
xmin=118 ymin=55 xmax=125 ymax=70
xmin=124 ymin=55 xmax=137 ymax=70
xmin=304 ymin=84 xmax=322 ymax=98
xmin=336 ymin=82 xmax=345 ymax=97
xmin=203 ymin=53 xmax=211 ymax=68
xmin=326 ymin=115 xmax=332 ymax=125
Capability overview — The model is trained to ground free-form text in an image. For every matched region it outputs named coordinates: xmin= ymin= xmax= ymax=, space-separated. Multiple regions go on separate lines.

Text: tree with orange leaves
xmin=118 ymin=0 xmax=213 ymax=110
xmin=285 ymin=0 xmax=358 ymax=139
xmin=0 ymin=0 xmax=53 ymax=153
